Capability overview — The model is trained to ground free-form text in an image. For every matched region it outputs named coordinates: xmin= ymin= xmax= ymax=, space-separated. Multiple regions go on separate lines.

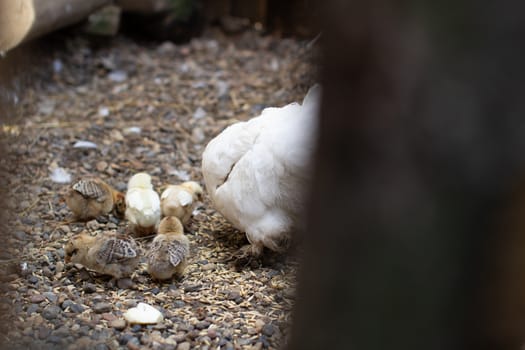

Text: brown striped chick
xmin=160 ymin=181 xmax=203 ymax=225
xmin=125 ymin=172 xmax=161 ymax=236
xmin=147 ymin=216 xmax=190 ymax=280
xmin=65 ymin=178 xmax=126 ymax=221
xmin=64 ymin=231 xmax=140 ymax=279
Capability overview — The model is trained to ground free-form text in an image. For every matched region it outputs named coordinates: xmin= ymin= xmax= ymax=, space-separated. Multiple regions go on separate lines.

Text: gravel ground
xmin=0 ymin=27 xmax=315 ymax=349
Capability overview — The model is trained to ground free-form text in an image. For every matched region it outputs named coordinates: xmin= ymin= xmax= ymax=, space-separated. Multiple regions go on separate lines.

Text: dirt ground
xmin=0 ymin=26 xmax=316 ymax=349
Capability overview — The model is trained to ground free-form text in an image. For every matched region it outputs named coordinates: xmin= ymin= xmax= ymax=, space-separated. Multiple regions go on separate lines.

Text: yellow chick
xmin=64 ymin=231 xmax=140 ymax=279
xmin=125 ymin=172 xmax=161 ymax=236
xmin=65 ymin=178 xmax=126 ymax=220
xmin=160 ymin=181 xmax=203 ymax=225
xmin=147 ymin=216 xmax=190 ymax=280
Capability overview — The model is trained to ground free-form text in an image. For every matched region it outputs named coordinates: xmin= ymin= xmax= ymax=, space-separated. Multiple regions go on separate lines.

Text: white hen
xmin=125 ymin=172 xmax=161 ymax=236
xmin=202 ymin=85 xmax=320 ymax=256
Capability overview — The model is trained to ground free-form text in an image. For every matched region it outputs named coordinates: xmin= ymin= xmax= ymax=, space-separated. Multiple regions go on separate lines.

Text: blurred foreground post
xmin=288 ymin=0 xmax=525 ymax=349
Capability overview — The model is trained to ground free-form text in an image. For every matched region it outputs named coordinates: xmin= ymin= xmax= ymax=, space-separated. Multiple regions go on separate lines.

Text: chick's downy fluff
xmin=160 ymin=181 xmax=203 ymax=224
xmin=201 ymin=85 xmax=320 ymax=256
xmin=125 ymin=172 xmax=161 ymax=236
xmin=65 ymin=178 xmax=126 ymax=220
xmin=64 ymin=231 xmax=140 ymax=278
xmin=147 ymin=216 xmax=190 ymax=280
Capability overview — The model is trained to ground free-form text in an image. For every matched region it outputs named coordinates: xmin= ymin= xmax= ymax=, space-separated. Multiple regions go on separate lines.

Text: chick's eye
xmin=70 ymin=248 xmax=78 ymax=256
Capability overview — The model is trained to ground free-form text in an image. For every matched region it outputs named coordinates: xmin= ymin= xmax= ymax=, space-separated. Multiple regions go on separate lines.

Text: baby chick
xmin=125 ymin=172 xmax=161 ymax=236
xmin=160 ymin=181 xmax=203 ymax=225
xmin=64 ymin=231 xmax=140 ymax=279
xmin=65 ymin=178 xmax=126 ymax=221
xmin=147 ymin=216 xmax=190 ymax=280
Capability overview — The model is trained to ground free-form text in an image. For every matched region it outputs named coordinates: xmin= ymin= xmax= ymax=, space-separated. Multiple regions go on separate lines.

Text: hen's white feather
xmin=202 ymin=85 xmax=320 ymax=252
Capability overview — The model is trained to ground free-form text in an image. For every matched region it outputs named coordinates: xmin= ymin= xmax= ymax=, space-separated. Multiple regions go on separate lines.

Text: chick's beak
xmin=64 ymin=255 xmax=71 ymax=263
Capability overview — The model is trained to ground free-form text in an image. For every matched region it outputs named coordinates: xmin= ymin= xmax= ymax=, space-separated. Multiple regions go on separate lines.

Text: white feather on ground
xmin=201 ymin=85 xmax=320 ymax=255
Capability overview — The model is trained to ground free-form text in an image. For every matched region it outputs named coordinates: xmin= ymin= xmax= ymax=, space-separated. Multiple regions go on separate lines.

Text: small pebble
xmin=123 ymin=300 xmax=137 ymax=307
xmin=58 ymin=225 xmax=70 ymax=234
xmin=110 ymin=319 xmax=127 ymax=331
xmin=201 ymin=263 xmax=215 ymax=271
xmin=102 ymin=312 xmax=117 ymax=322
xmin=38 ymin=326 xmax=51 ymax=340
xmin=86 ymin=220 xmax=100 ymax=230
xmin=222 ymin=329 xmax=233 ymax=340
xmin=195 ymin=321 xmax=210 ymax=330
xmin=96 ymin=161 xmax=108 ymax=172
xmin=79 ymin=269 xmax=92 ymax=281
xmin=183 ymin=284 xmax=201 ymax=293
xmin=108 ymin=70 xmax=128 ymax=82
xmin=70 ymin=303 xmax=85 ymax=313
xmin=254 ymin=319 xmax=265 ymax=332
xmin=119 ymin=333 xmax=135 ymax=345
xmin=29 ymin=294 xmax=46 ymax=303
xmin=97 ymin=216 xmax=108 ymax=224
xmin=117 ymin=278 xmax=134 ymax=289
xmin=173 ymin=300 xmax=185 ymax=308
xmin=56 ymin=248 xmax=65 ymax=258
xmin=261 ymin=324 xmax=276 ymax=337
xmin=47 ymin=335 xmax=62 ymax=344
xmin=53 ymin=326 xmax=70 ymax=337
xmin=14 ymin=231 xmax=28 ymax=240
xmin=95 ymin=343 xmax=109 ymax=350
xmin=187 ymin=330 xmax=199 ymax=340
xmin=83 ymin=283 xmax=97 ymax=293
xmin=61 ymin=300 xmax=73 ymax=310
xmin=42 ymin=267 xmax=54 ymax=278
xmin=207 ymin=328 xmax=217 ymax=339
xmin=173 ymin=333 xmax=186 ymax=342
xmin=131 ymin=324 xmax=143 ymax=332
xmin=93 ymin=302 xmax=113 ymax=314
xmin=42 ymin=305 xmax=61 ymax=320
xmin=226 ymin=291 xmax=241 ymax=301
xmin=177 ymin=342 xmax=191 ymax=350
xmin=237 ymin=338 xmax=253 ymax=346
xmin=78 ymin=326 xmax=91 ymax=336
xmin=153 ymin=323 xmax=166 ymax=330
xmin=26 ymin=304 xmax=39 ymax=315
xmin=43 ymin=291 xmax=57 ymax=303
xmin=178 ymin=323 xmax=193 ymax=332
xmin=55 ymin=261 xmax=64 ymax=274
xmin=267 ymin=270 xmax=280 ymax=278
xmin=127 ymin=337 xmax=141 ymax=350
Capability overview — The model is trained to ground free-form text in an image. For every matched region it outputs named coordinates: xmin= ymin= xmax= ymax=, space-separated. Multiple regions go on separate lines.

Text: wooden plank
xmin=0 ymin=0 xmax=111 ymax=54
